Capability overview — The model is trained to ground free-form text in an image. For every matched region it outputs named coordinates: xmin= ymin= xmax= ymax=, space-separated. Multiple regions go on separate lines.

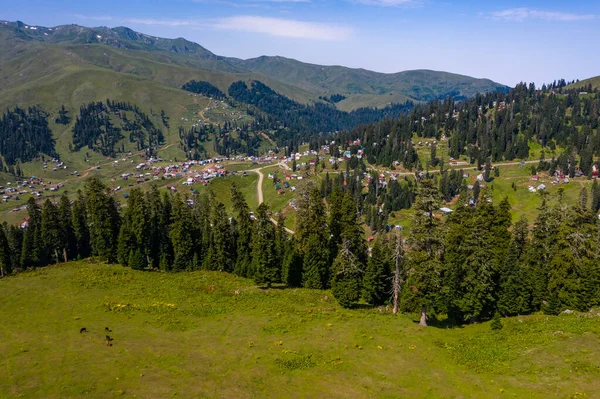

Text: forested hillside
xmin=178 ymin=120 xmax=263 ymax=159
xmin=321 ymin=82 xmax=600 ymax=172
xmin=72 ymin=99 xmax=165 ymax=157
xmin=227 ymin=80 xmax=414 ymax=150
xmin=181 ymin=80 xmax=227 ymax=100
xmin=0 ymin=106 xmax=57 ymax=168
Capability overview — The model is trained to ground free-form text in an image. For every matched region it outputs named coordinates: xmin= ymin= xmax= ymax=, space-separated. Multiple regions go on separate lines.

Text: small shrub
xmin=275 ymin=354 xmax=316 ymax=371
xmin=491 ymin=312 xmax=503 ymax=331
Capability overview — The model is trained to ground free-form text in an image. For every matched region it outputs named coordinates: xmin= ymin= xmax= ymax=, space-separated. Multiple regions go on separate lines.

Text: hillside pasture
xmin=1 ymin=261 xmax=599 ymax=398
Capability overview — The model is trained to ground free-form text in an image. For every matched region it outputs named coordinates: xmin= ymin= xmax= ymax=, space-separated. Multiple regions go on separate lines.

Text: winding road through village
xmin=249 ymin=161 xmax=295 ymax=234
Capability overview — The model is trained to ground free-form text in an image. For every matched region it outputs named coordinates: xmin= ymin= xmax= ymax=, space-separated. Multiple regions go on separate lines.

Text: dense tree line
xmin=319 ymin=163 xmax=416 ymax=233
xmin=72 ymin=99 xmax=164 ymax=157
xmin=227 ymin=80 xmax=414 ymax=146
xmin=179 ymin=120 xmax=262 ymax=158
xmin=2 ymin=176 xmax=599 ymax=325
xmin=0 ymin=106 xmax=57 ymax=166
xmin=181 ymin=80 xmax=227 ymax=100
xmin=319 ymin=94 xmax=347 ymax=104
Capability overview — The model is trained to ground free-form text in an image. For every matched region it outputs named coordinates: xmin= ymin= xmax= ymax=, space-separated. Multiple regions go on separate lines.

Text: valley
xmin=0 ymin=13 xmax=600 ymax=399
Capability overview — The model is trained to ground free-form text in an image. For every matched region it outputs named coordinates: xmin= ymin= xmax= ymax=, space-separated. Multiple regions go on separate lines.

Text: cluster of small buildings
xmin=1 ymin=177 xmax=63 ymax=203
xmin=42 ymin=158 xmax=68 ymax=172
xmin=269 ymin=170 xmax=299 ymax=195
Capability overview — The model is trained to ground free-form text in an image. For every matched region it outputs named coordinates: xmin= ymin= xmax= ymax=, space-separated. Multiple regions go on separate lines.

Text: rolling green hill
xmin=1 ymin=260 xmax=599 ymax=398
xmin=0 ymin=19 xmax=508 ymax=178
xmin=0 ymin=20 xmax=508 ymax=111
xmin=228 ymin=55 xmax=508 ymax=103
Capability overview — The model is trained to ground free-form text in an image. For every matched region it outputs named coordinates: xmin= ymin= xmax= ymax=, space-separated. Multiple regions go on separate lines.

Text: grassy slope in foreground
xmin=1 ymin=261 xmax=600 ymax=398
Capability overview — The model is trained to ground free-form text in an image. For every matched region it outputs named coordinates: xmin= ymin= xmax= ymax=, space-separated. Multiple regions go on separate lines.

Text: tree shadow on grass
xmin=258 ymin=284 xmax=296 ymax=290
xmin=410 ymin=315 xmax=465 ymax=329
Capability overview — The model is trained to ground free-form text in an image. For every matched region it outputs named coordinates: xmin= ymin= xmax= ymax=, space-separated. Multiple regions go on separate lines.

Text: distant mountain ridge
xmin=0 ymin=20 xmax=509 ymax=109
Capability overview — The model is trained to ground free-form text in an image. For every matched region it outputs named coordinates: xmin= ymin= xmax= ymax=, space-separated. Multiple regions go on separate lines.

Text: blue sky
xmin=2 ymin=0 xmax=599 ymax=86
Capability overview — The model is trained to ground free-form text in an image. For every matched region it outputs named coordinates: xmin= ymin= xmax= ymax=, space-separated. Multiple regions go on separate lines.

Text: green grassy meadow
xmin=1 ymin=261 xmax=599 ymax=398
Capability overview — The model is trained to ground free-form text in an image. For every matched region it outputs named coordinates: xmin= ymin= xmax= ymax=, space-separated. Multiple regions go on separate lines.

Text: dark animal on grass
xmin=80 ymin=327 xmax=87 ymax=333
xmin=106 ymin=335 xmax=113 ymax=341
xmin=105 ymin=340 xmax=112 ymax=347
xmin=105 ymin=327 xmax=112 ymax=332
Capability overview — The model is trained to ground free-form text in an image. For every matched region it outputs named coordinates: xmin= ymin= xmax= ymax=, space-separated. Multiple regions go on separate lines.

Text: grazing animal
xmin=323 ymin=295 xmax=329 ymax=302
xmin=385 ymin=305 xmax=390 ymax=312
xmin=105 ymin=327 xmax=112 ymax=332
xmin=79 ymin=327 xmax=87 ymax=333
xmin=105 ymin=340 xmax=112 ymax=347
xmin=106 ymin=335 xmax=113 ymax=341
xmin=208 ymin=284 xmax=216 ymax=291
xmin=378 ymin=306 xmax=383 ymax=313
xmin=234 ymin=290 xmax=240 ymax=295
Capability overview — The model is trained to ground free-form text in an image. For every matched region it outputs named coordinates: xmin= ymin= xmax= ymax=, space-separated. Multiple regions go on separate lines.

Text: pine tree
xmin=0 ymin=226 xmax=12 ymax=277
xmin=473 ymin=180 xmax=481 ymax=204
xmin=159 ymin=191 xmax=174 ymax=270
xmin=362 ymin=236 xmax=392 ymax=305
xmin=128 ymin=188 xmax=150 ymax=268
xmin=490 ymin=312 xmax=503 ymax=330
xmin=84 ymin=178 xmax=121 ymax=263
xmin=524 ymin=199 xmax=562 ymax=311
xmin=302 ymin=234 xmax=329 ymax=289
xmin=331 ymin=240 xmax=363 ymax=308
xmin=117 ymin=219 xmax=134 ymax=266
xmin=41 ymin=199 xmax=62 ymax=263
xmin=21 ymin=197 xmax=42 ymax=268
xmin=339 ymin=192 xmax=367 ymax=266
xmin=296 ymin=186 xmax=327 ymax=251
xmin=72 ymin=191 xmax=91 ymax=259
xmin=591 ymin=179 xmax=600 ymax=213
xmin=497 ymin=215 xmax=530 ymax=316
xmin=170 ymin=194 xmax=195 ymax=271
xmin=327 ymin=186 xmax=344 ymax=263
xmin=274 ymin=212 xmax=289 ymax=269
xmin=251 ymin=203 xmax=278 ymax=287
xmin=454 ymin=201 xmax=504 ymax=322
xmin=282 ymin=241 xmax=303 ymax=287
xmin=209 ymin=202 xmax=233 ymax=272
xmin=410 ymin=179 xmax=443 ymax=258
xmin=6 ymin=225 xmax=23 ymax=273
xmin=575 ymin=185 xmax=586 ymax=212
xmin=129 ymin=247 xmax=147 ymax=271
xmin=403 ymin=179 xmax=444 ymax=318
xmin=58 ymin=194 xmax=75 ymax=262
xmin=231 ymin=184 xmax=253 ymax=277
xmin=145 ymin=185 xmax=164 ymax=268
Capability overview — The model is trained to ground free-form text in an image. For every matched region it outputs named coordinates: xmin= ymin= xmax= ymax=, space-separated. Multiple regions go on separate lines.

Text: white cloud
xmin=124 ymin=18 xmax=195 ymax=27
xmin=73 ymin=14 xmax=114 ymax=21
xmin=350 ymin=0 xmax=420 ymax=7
xmin=72 ymin=14 xmax=351 ymax=41
xmin=252 ymin=0 xmax=311 ymax=2
xmin=491 ymin=8 xmax=596 ymax=22
xmin=210 ymin=15 xmax=352 ymax=40
xmin=192 ymin=0 xmax=309 ymax=6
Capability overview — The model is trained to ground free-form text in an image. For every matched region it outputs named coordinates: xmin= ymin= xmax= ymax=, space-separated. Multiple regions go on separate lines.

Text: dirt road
xmin=249 ymin=163 xmax=295 ymax=234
